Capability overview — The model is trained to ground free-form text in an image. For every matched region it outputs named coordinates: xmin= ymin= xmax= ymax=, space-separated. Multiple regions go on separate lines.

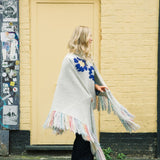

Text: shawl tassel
xmin=96 ymin=89 xmax=140 ymax=133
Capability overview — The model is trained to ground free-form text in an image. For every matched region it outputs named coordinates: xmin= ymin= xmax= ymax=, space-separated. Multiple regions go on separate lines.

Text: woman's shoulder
xmin=63 ymin=52 xmax=80 ymax=63
xmin=61 ymin=53 xmax=76 ymax=66
xmin=64 ymin=52 xmax=76 ymax=59
xmin=64 ymin=52 xmax=95 ymax=66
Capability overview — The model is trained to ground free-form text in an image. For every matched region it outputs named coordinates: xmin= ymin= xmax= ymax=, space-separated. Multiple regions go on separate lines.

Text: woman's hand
xmin=95 ymin=84 xmax=108 ymax=92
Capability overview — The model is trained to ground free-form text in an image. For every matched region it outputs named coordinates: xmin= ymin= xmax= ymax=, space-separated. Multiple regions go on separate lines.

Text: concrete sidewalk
xmin=0 ymin=155 xmax=159 ymax=160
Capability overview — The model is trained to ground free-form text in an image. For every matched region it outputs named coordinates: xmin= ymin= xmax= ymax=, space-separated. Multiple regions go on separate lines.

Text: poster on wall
xmin=3 ymin=105 xmax=18 ymax=125
xmin=2 ymin=0 xmax=18 ymax=22
xmin=0 ymin=0 xmax=19 ymax=130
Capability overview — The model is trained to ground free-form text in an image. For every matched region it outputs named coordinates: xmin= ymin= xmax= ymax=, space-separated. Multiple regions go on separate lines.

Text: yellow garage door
xmin=31 ymin=0 xmax=100 ymax=145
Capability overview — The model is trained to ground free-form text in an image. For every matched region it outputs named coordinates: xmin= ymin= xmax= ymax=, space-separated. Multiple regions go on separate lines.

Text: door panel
xmin=31 ymin=0 xmax=100 ymax=144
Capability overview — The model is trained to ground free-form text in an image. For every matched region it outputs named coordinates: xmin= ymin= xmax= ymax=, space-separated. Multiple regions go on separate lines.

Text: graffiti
xmin=0 ymin=0 xmax=19 ymax=129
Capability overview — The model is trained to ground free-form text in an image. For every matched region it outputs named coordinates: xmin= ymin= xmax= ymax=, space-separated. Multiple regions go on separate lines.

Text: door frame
xmin=30 ymin=0 xmax=101 ymax=144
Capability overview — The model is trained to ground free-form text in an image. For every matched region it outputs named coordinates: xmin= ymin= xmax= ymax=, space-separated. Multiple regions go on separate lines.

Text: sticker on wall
xmin=2 ymin=94 xmax=11 ymax=101
xmin=7 ymin=97 xmax=13 ymax=105
xmin=3 ymin=76 xmax=9 ymax=82
xmin=12 ymin=78 xmax=17 ymax=82
xmin=8 ymin=69 xmax=17 ymax=78
xmin=2 ymin=22 xmax=16 ymax=32
xmin=1 ymin=32 xmax=19 ymax=61
xmin=2 ymin=72 xmax=7 ymax=77
xmin=10 ymin=81 xmax=15 ymax=86
xmin=2 ymin=0 xmax=18 ymax=22
xmin=14 ymin=65 xmax=19 ymax=70
xmin=2 ymin=61 xmax=8 ymax=67
xmin=5 ymin=67 xmax=10 ymax=73
xmin=2 ymin=42 xmax=11 ymax=61
xmin=0 ymin=0 xmax=19 ymax=130
xmin=3 ymin=105 xmax=18 ymax=125
xmin=13 ymin=87 xmax=17 ymax=92
xmin=2 ymin=83 xmax=9 ymax=94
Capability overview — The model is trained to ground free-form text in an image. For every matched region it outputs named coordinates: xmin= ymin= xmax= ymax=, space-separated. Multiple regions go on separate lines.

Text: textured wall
xmin=19 ymin=0 xmax=159 ymax=132
xmin=19 ymin=0 xmax=31 ymax=130
xmin=100 ymin=0 xmax=159 ymax=132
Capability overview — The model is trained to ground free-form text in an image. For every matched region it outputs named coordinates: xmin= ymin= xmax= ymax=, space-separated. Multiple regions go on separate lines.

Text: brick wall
xmin=19 ymin=0 xmax=31 ymax=130
xmin=100 ymin=0 xmax=159 ymax=132
xmin=19 ymin=0 xmax=159 ymax=133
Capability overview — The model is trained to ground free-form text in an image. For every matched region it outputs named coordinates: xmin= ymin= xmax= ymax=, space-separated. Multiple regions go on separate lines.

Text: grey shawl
xmin=43 ymin=53 xmax=140 ymax=160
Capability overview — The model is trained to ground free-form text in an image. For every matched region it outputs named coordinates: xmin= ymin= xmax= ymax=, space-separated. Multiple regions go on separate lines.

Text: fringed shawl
xmin=43 ymin=53 xmax=140 ymax=160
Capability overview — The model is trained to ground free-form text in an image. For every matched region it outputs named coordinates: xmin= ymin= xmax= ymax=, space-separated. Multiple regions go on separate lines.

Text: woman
xmin=43 ymin=26 xmax=140 ymax=160
xmin=68 ymin=26 xmax=108 ymax=160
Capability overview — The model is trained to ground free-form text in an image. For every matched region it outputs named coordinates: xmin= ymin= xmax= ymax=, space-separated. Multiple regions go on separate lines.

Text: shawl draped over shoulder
xmin=43 ymin=53 xmax=140 ymax=160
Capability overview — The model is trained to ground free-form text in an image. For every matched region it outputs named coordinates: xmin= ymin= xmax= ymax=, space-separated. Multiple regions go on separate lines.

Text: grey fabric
xmin=43 ymin=53 xmax=140 ymax=160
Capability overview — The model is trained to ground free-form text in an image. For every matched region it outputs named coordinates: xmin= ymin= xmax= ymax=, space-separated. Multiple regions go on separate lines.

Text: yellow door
xmin=31 ymin=0 xmax=100 ymax=145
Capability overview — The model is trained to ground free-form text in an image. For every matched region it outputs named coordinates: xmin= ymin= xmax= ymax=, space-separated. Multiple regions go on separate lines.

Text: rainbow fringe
xmin=43 ymin=110 xmax=93 ymax=141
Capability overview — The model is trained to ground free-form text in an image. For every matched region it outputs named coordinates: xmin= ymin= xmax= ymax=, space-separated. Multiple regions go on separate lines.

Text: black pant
xmin=71 ymin=133 xmax=94 ymax=160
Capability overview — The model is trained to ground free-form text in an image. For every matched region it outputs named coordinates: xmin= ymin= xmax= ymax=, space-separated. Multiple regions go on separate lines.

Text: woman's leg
xmin=71 ymin=133 xmax=94 ymax=160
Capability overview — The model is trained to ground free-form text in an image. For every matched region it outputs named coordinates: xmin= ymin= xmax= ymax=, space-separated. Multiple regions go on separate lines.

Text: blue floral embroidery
xmin=88 ymin=66 xmax=95 ymax=81
xmin=73 ymin=57 xmax=88 ymax=72
xmin=73 ymin=56 xmax=95 ymax=82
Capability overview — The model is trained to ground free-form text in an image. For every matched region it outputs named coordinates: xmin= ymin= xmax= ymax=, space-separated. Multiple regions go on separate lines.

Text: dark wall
xmin=9 ymin=130 xmax=157 ymax=158
xmin=9 ymin=130 xmax=30 ymax=154
xmin=100 ymin=132 xmax=157 ymax=158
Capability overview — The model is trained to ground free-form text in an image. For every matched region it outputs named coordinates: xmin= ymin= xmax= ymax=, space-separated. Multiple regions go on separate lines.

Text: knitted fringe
xmin=91 ymin=133 xmax=106 ymax=160
xmin=43 ymin=110 xmax=95 ymax=141
xmin=96 ymin=90 xmax=141 ymax=133
xmin=43 ymin=110 xmax=106 ymax=160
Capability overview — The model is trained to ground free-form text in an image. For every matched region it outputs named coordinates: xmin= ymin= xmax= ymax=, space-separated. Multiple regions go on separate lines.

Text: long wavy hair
xmin=67 ymin=25 xmax=93 ymax=62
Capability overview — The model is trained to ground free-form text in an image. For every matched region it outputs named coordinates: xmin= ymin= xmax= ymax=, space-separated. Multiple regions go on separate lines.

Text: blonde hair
xmin=67 ymin=25 xmax=93 ymax=62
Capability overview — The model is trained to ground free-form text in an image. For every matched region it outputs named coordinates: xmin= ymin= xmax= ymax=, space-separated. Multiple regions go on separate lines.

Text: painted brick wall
xmin=19 ymin=0 xmax=159 ymax=132
xmin=19 ymin=0 xmax=31 ymax=130
xmin=100 ymin=0 xmax=159 ymax=132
